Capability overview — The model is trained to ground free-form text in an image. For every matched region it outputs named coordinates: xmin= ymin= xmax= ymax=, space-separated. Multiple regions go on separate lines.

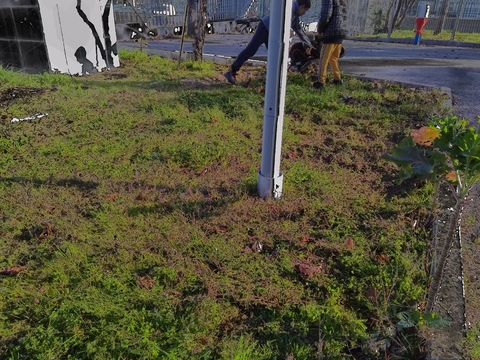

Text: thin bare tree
xmin=374 ymin=0 xmax=417 ymax=34
xmin=434 ymin=0 xmax=450 ymax=35
xmin=386 ymin=0 xmax=417 ymax=33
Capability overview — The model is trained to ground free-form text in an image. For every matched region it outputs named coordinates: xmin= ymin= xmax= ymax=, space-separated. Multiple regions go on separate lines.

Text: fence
xmin=397 ymin=0 xmax=480 ymax=40
xmin=113 ymin=0 xmax=480 ymax=41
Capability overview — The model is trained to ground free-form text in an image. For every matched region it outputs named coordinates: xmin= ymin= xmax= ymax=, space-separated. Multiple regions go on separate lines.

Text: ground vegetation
xmin=0 ymin=50 xmax=459 ymax=359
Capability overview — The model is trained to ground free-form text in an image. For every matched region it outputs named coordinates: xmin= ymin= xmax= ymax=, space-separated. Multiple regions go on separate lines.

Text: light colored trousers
xmin=318 ymin=43 xmax=342 ymax=83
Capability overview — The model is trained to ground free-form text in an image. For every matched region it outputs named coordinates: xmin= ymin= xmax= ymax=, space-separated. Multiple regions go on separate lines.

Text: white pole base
xmin=257 ymin=171 xmax=284 ymax=200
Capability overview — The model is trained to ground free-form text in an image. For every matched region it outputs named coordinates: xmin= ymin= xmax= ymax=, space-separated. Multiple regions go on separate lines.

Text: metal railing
xmin=356 ymin=0 xmax=480 ymax=41
xmin=113 ymin=0 xmax=480 ymax=42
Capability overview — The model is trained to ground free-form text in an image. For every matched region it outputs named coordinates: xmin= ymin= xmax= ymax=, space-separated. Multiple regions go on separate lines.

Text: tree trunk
xmin=187 ymin=0 xmax=196 ymax=37
xmin=193 ymin=0 xmax=207 ymax=61
xmin=434 ymin=0 xmax=450 ymax=35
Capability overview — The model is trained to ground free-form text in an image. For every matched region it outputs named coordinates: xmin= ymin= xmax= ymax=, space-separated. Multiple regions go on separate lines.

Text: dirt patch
xmin=103 ymin=72 xmax=129 ymax=80
xmin=427 ymin=183 xmax=465 ymax=359
xmin=461 ymin=184 xmax=480 ymax=356
xmin=426 ymin=182 xmax=480 ymax=360
xmin=0 ymin=86 xmax=46 ymax=106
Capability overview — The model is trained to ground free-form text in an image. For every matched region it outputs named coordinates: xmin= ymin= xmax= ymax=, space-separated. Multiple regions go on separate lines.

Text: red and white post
xmin=414 ymin=3 xmax=430 ymax=45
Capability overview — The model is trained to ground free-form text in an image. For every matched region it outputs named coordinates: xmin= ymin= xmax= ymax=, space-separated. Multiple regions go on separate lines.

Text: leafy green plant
xmin=396 ymin=308 xmax=451 ymax=330
xmin=361 ymin=308 xmax=451 ymax=359
xmin=383 ymin=115 xmax=480 ymax=312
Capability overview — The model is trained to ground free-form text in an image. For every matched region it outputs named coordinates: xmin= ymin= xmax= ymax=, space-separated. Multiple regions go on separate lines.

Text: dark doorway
xmin=0 ymin=0 xmax=49 ymax=73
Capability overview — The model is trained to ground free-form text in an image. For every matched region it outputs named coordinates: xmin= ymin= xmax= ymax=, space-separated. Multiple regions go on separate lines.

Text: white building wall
xmin=38 ymin=0 xmax=119 ymax=75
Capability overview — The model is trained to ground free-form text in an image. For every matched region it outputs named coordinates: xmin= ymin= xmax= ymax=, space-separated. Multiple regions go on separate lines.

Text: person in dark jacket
xmin=224 ymin=0 xmax=313 ymax=85
xmin=313 ymin=0 xmax=348 ymax=88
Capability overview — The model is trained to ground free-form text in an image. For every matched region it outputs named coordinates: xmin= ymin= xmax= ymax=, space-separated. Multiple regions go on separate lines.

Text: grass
xmin=358 ymin=29 xmax=480 ymax=42
xmin=0 ymin=49 xmax=452 ymax=359
xmin=463 ymin=322 xmax=480 ymax=359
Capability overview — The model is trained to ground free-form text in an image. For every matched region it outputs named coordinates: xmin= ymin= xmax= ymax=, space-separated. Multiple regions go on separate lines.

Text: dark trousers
xmin=231 ymin=21 xmax=268 ymax=73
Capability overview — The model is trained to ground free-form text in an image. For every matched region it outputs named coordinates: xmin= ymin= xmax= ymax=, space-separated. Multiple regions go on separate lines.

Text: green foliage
xmin=219 ymin=334 xmax=272 ymax=360
xmin=428 ymin=116 xmax=480 ymax=191
xmin=371 ymin=9 xmax=387 ymax=34
xmin=0 ymin=52 xmax=452 ymax=359
xmin=384 ymin=115 xmax=480 ymax=339
xmin=357 ymin=29 xmax=480 ymax=43
xmin=396 ymin=309 xmax=452 ymax=330
xmin=463 ymin=322 xmax=480 ymax=359
xmin=382 ymin=136 xmax=449 ymax=184
xmin=0 ymin=65 xmax=77 ymax=87
xmin=384 ymin=115 xmax=480 ymax=198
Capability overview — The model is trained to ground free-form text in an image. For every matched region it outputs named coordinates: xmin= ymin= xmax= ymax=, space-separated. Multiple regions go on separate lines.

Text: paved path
xmin=339 ymin=40 xmax=480 ymax=125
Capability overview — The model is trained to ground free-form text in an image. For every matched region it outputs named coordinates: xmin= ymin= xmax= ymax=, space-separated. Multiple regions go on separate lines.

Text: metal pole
xmin=257 ymin=0 xmax=292 ymax=199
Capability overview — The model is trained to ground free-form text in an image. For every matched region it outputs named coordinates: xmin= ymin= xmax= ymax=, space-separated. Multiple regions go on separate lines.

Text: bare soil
xmin=427 ymin=183 xmax=480 ymax=360
xmin=460 ymin=184 xmax=480 ymax=359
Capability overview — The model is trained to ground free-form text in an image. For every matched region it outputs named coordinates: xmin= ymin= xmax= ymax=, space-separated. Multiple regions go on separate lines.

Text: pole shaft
xmin=257 ymin=0 xmax=292 ymax=199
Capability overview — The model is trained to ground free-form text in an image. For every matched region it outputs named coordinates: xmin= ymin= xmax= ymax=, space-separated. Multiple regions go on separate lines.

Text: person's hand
xmin=305 ymin=46 xmax=313 ymax=55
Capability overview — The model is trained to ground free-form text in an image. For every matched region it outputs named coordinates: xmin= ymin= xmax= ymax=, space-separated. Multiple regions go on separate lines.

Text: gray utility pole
xmin=257 ymin=0 xmax=292 ymax=199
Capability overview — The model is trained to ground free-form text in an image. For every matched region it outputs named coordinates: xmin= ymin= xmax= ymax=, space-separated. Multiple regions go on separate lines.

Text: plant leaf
xmin=410 ymin=127 xmax=440 ymax=146
xmin=445 ymin=171 xmax=457 ymax=182
xmin=383 ymin=137 xmax=441 ymax=183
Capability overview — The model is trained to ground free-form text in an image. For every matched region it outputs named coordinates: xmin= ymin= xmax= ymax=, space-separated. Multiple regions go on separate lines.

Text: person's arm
xmin=291 ymin=3 xmax=312 ymax=47
xmin=317 ymin=0 xmax=333 ymax=34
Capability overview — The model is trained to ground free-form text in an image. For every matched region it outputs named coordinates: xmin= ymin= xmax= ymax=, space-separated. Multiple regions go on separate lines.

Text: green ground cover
xmin=360 ymin=29 xmax=480 ymax=43
xmin=0 ymin=49 xmax=452 ymax=359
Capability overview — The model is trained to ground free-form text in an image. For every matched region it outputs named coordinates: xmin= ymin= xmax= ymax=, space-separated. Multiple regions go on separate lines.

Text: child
xmin=224 ymin=0 xmax=313 ymax=85
xmin=312 ymin=0 xmax=348 ymax=89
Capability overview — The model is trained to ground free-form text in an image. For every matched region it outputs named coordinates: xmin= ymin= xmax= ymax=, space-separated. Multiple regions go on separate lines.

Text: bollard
xmin=414 ymin=3 xmax=430 ymax=45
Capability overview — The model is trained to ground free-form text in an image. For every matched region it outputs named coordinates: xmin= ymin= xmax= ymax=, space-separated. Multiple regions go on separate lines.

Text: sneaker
xmin=313 ymin=81 xmax=324 ymax=89
xmin=224 ymin=70 xmax=237 ymax=85
xmin=333 ymin=79 xmax=344 ymax=85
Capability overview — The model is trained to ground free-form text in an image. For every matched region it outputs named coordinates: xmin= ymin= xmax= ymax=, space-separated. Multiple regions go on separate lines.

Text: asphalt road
xmin=129 ymin=34 xmax=480 ymax=124
xmin=339 ymin=40 xmax=480 ymax=125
